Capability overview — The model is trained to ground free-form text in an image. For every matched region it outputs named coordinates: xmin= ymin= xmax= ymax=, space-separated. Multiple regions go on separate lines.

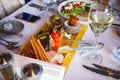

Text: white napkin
xmin=14 ymin=54 xmax=65 ymax=80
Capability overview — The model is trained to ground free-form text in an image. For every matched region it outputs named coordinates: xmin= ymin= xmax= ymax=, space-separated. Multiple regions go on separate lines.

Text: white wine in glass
xmin=88 ymin=9 xmax=114 ymax=36
xmin=81 ymin=3 xmax=114 ymax=64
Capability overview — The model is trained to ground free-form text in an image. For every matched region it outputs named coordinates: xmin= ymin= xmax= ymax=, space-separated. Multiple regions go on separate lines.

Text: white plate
xmin=0 ymin=20 xmax=24 ymax=36
xmin=58 ymin=0 xmax=94 ymax=21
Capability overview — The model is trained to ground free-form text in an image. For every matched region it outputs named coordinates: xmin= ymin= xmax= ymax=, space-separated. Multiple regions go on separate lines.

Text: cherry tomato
xmin=51 ymin=31 xmax=60 ymax=39
xmin=73 ymin=4 xmax=79 ymax=8
xmin=51 ymin=31 xmax=61 ymax=51
xmin=66 ymin=9 xmax=71 ymax=13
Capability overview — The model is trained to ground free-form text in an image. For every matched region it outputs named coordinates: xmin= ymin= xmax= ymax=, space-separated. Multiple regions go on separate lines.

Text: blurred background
xmin=0 ymin=0 xmax=31 ymax=20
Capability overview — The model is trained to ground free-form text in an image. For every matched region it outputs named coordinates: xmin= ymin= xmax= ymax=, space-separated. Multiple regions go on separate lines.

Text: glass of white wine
xmin=80 ymin=3 xmax=114 ymax=64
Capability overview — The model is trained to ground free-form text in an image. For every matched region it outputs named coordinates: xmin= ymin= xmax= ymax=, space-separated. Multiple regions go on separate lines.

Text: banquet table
xmin=0 ymin=0 xmax=120 ymax=80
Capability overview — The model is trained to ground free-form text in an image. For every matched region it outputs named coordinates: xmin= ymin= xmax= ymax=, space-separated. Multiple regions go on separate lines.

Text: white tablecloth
xmin=0 ymin=0 xmax=65 ymax=80
xmin=14 ymin=54 xmax=65 ymax=80
xmin=0 ymin=0 xmax=120 ymax=80
xmin=64 ymin=26 xmax=120 ymax=80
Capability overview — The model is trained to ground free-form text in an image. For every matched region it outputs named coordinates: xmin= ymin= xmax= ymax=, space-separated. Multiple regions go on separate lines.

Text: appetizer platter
xmin=19 ymin=14 xmax=87 ymax=68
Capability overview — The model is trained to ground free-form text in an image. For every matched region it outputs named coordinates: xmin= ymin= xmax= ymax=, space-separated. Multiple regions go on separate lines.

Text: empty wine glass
xmin=80 ymin=3 xmax=114 ymax=64
xmin=109 ymin=0 xmax=120 ymax=21
xmin=111 ymin=43 xmax=120 ymax=73
xmin=42 ymin=0 xmax=59 ymax=13
xmin=113 ymin=42 xmax=120 ymax=60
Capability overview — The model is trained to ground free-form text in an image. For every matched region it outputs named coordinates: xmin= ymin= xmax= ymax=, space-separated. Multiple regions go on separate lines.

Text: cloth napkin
xmin=13 ymin=54 xmax=65 ymax=80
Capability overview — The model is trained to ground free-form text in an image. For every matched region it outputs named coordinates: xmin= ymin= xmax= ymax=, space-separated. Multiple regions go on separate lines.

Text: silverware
xmin=0 ymin=27 xmax=23 ymax=37
xmin=0 ymin=37 xmax=19 ymax=45
xmin=29 ymin=0 xmax=64 ymax=11
xmin=0 ymin=41 xmax=20 ymax=50
xmin=64 ymin=40 xmax=103 ymax=50
xmin=83 ymin=64 xmax=120 ymax=79
xmin=112 ymin=23 xmax=120 ymax=27
xmin=93 ymin=64 xmax=120 ymax=74
xmin=29 ymin=3 xmax=44 ymax=11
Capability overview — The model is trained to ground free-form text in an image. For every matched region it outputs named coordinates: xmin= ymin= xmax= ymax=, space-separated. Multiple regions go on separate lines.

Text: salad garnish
xmin=61 ymin=1 xmax=91 ymax=18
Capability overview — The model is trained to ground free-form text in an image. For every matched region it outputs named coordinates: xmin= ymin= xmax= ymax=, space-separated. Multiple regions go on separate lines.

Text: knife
xmin=93 ymin=64 xmax=120 ymax=74
xmin=29 ymin=3 xmax=44 ymax=11
xmin=83 ymin=65 xmax=120 ymax=79
xmin=0 ymin=27 xmax=23 ymax=37
xmin=112 ymin=23 xmax=120 ymax=27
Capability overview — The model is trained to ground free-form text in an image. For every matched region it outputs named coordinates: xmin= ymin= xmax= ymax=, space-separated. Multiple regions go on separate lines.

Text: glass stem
xmin=95 ymin=34 xmax=99 ymax=48
xmin=88 ymin=34 xmax=99 ymax=58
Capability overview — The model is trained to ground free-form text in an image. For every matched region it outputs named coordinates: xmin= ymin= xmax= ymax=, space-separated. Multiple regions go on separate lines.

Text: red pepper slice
xmin=73 ymin=4 xmax=79 ymax=8
xmin=66 ymin=9 xmax=71 ymax=13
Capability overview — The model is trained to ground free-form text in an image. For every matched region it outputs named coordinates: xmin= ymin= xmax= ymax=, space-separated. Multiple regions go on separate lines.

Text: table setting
xmin=0 ymin=0 xmax=120 ymax=80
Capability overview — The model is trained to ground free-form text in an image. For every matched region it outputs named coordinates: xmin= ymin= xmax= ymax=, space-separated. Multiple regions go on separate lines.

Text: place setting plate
xmin=0 ymin=20 xmax=24 ymax=36
xmin=57 ymin=0 xmax=94 ymax=21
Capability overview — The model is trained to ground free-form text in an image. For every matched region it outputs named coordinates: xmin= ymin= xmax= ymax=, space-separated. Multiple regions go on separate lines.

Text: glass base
xmin=80 ymin=50 xmax=103 ymax=65
xmin=113 ymin=48 xmax=120 ymax=60
xmin=96 ymin=42 xmax=104 ymax=49
xmin=77 ymin=41 xmax=104 ymax=50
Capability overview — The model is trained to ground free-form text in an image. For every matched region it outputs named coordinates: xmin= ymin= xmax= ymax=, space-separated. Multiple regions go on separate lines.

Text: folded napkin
xmin=14 ymin=54 xmax=65 ymax=80
xmin=16 ymin=67 xmax=64 ymax=80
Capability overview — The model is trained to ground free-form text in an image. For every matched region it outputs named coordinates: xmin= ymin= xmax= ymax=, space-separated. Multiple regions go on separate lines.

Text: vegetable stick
xmin=35 ymin=39 xmax=48 ymax=61
xmin=31 ymin=36 xmax=46 ymax=61
xmin=31 ymin=36 xmax=45 ymax=60
xmin=37 ymin=39 xmax=50 ymax=62
xmin=30 ymin=38 xmax=40 ymax=60
xmin=19 ymin=42 xmax=31 ymax=55
xmin=30 ymin=46 xmax=35 ymax=57
xmin=36 ymin=39 xmax=50 ymax=62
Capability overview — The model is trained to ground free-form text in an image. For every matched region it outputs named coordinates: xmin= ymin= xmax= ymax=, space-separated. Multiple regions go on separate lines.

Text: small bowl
xmin=64 ymin=20 xmax=81 ymax=34
xmin=21 ymin=63 xmax=43 ymax=80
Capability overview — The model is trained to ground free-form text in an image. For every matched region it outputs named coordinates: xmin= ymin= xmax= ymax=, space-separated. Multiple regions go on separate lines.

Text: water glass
xmin=113 ymin=42 xmax=120 ymax=61
xmin=20 ymin=63 xmax=43 ymax=80
xmin=42 ymin=0 xmax=58 ymax=12
xmin=109 ymin=0 xmax=120 ymax=20
xmin=0 ymin=53 xmax=15 ymax=80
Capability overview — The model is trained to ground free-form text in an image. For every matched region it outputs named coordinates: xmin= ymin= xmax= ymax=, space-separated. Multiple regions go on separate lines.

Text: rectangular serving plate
xmin=20 ymin=22 xmax=87 ymax=70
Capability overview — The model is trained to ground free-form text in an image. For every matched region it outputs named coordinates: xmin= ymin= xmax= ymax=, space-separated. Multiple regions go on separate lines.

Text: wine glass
xmin=111 ymin=28 xmax=120 ymax=69
xmin=80 ymin=3 xmax=114 ymax=64
xmin=42 ymin=0 xmax=59 ymax=13
xmin=109 ymin=0 xmax=120 ymax=21
xmin=113 ymin=41 xmax=120 ymax=60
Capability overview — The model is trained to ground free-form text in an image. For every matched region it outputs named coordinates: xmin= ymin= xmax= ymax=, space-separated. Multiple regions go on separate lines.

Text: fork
xmin=29 ymin=3 xmax=44 ymax=10
xmin=0 ymin=37 xmax=19 ymax=45
xmin=0 ymin=41 xmax=20 ymax=50
xmin=0 ymin=27 xmax=23 ymax=37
